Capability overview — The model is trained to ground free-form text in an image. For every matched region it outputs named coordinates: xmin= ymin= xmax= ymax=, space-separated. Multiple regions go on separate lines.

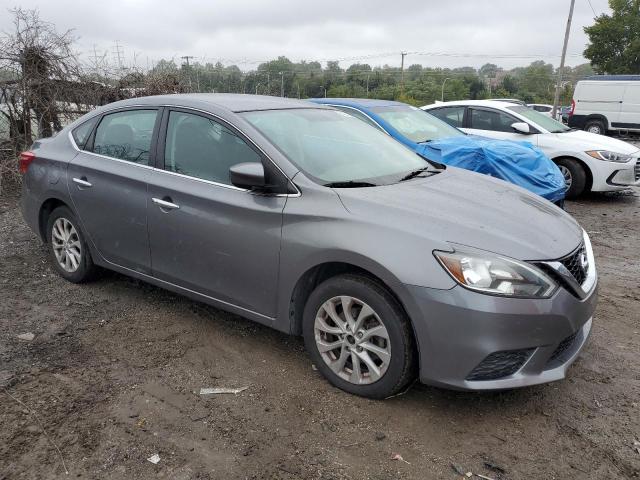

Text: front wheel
xmin=303 ymin=274 xmax=416 ymax=399
xmin=556 ymin=158 xmax=587 ymax=199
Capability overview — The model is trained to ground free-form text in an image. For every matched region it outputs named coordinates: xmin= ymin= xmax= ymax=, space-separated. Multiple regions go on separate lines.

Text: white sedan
xmin=422 ymin=100 xmax=640 ymax=198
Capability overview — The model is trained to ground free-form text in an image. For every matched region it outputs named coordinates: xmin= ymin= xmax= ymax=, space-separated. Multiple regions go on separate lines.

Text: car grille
xmin=547 ymin=331 xmax=579 ymax=366
xmin=635 ymin=159 xmax=640 ymax=181
xmin=466 ymin=349 xmax=534 ymax=381
xmin=560 ymin=243 xmax=587 ymax=285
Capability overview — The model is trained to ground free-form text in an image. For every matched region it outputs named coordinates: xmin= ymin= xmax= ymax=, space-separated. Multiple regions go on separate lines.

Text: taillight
xmin=569 ymin=99 xmax=575 ymax=116
xmin=19 ymin=151 xmax=35 ymax=174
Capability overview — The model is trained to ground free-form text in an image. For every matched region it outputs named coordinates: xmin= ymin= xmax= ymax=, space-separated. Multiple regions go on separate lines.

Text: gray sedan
xmin=20 ymin=94 xmax=597 ymax=398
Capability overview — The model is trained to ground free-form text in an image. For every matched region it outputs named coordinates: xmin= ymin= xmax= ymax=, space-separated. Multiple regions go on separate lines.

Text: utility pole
xmin=90 ymin=44 xmax=106 ymax=76
xmin=552 ymin=0 xmax=575 ymax=119
xmin=366 ymin=73 xmax=370 ymax=98
xmin=400 ymin=51 xmax=407 ymax=96
xmin=279 ymin=71 xmax=284 ymax=97
xmin=181 ymin=55 xmax=194 ymax=67
xmin=181 ymin=55 xmax=195 ymax=91
xmin=112 ymin=41 xmax=124 ymax=71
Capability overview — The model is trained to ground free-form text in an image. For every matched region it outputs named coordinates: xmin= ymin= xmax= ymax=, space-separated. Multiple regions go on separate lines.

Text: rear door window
xmin=429 ymin=106 xmax=466 ymax=128
xmin=469 ymin=108 xmax=519 ymax=132
xmin=91 ymin=110 xmax=158 ymax=165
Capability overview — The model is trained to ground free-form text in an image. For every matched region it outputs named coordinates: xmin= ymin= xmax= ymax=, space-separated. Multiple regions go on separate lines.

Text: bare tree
xmin=0 ymin=8 xmax=80 ymax=193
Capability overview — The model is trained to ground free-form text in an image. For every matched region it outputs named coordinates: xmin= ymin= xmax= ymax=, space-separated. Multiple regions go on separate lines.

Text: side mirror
xmin=230 ymin=162 xmax=266 ymax=190
xmin=511 ymin=122 xmax=531 ymax=134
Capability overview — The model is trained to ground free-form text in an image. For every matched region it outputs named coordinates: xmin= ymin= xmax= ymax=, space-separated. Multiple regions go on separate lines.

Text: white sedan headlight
xmin=585 ymin=150 xmax=632 ymax=163
xmin=434 ymin=249 xmax=557 ymax=298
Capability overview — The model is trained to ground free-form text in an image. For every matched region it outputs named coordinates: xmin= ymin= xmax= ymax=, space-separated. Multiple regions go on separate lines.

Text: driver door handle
xmin=152 ymin=197 xmax=180 ymax=210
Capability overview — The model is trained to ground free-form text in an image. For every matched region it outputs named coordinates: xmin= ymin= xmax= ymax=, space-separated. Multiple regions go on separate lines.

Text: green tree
xmin=584 ymin=0 xmax=640 ymax=74
xmin=479 ymin=63 xmax=500 ymax=78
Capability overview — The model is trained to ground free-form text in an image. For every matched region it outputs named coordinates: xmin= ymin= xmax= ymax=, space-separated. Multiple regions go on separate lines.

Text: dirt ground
xmin=1 ymin=158 xmax=639 ymax=478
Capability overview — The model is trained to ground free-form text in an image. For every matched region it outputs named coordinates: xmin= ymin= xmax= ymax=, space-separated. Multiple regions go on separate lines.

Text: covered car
xmin=308 ymin=98 xmax=566 ymax=205
xmin=419 ymin=136 xmax=566 ymax=203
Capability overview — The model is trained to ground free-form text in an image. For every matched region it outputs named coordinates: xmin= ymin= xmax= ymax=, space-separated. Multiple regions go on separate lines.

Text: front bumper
xmin=404 ymin=281 xmax=597 ymax=390
xmin=586 ymin=153 xmax=640 ymax=191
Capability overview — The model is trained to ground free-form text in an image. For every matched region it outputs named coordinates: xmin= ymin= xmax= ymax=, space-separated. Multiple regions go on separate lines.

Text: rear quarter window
xmin=71 ymin=116 xmax=99 ymax=149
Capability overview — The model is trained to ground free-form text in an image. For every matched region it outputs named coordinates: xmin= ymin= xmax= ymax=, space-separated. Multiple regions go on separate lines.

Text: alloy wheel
xmin=314 ymin=296 xmax=391 ymax=385
xmin=586 ymin=125 xmax=602 ymax=134
xmin=558 ymin=165 xmax=572 ymax=190
xmin=51 ymin=218 xmax=81 ymax=273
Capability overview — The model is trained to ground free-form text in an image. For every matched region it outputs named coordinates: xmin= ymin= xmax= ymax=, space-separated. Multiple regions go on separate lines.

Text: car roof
xmin=583 ymin=75 xmax=640 ymax=81
xmin=309 ymin=98 xmax=409 ymax=109
xmin=422 ymin=100 xmax=522 ymax=109
xmin=97 ymin=93 xmax=329 ymax=113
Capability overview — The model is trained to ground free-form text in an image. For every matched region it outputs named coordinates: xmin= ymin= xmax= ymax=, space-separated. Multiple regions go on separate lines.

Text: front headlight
xmin=434 ymin=249 xmax=557 ymax=298
xmin=585 ymin=150 xmax=632 ymax=163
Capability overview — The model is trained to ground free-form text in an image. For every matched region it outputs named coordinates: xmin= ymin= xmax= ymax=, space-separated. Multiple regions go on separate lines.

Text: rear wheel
xmin=556 ymin=158 xmax=587 ymax=199
xmin=584 ymin=119 xmax=606 ymax=135
xmin=302 ymin=274 xmax=416 ymax=399
xmin=46 ymin=206 xmax=96 ymax=282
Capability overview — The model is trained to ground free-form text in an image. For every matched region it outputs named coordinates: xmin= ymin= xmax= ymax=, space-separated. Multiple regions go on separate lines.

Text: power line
xmin=586 ymin=0 xmax=597 ymax=17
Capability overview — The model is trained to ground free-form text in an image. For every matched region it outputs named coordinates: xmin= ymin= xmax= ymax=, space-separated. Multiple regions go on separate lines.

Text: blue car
xmin=309 ymin=98 xmax=566 ymax=206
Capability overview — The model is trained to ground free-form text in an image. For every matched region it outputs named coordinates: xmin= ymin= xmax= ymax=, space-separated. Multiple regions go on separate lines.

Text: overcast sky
xmin=0 ymin=0 xmax=610 ymax=71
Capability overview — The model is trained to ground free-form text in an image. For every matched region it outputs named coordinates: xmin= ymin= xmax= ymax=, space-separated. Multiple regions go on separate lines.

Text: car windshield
xmin=507 ymin=105 xmax=570 ymax=133
xmin=369 ymin=105 xmax=464 ymax=143
xmin=242 ymin=108 xmax=430 ymax=185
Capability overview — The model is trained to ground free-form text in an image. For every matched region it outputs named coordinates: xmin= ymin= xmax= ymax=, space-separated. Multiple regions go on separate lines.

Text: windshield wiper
xmin=323 ymin=181 xmax=378 ymax=188
xmin=399 ymin=167 xmax=431 ymax=182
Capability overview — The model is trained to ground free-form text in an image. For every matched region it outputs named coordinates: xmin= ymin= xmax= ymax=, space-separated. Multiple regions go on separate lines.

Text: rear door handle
xmin=152 ymin=197 xmax=180 ymax=210
xmin=72 ymin=177 xmax=92 ymax=188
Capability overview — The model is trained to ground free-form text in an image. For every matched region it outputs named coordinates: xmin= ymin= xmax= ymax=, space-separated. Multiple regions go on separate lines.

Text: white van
xmin=568 ymin=75 xmax=640 ymax=135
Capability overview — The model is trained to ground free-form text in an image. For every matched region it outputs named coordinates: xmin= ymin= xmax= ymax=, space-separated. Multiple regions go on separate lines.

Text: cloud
xmin=0 ymin=0 xmax=610 ymax=70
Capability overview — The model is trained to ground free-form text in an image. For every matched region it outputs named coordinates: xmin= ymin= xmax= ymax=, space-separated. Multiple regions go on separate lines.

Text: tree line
xmin=1 ymin=0 xmax=637 ymax=192
xmin=141 ymin=57 xmax=593 ymax=107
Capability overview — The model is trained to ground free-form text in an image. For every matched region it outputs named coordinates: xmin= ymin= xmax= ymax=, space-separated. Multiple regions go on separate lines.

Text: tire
xmin=302 ymin=274 xmax=416 ymax=399
xmin=584 ymin=119 xmax=606 ymax=135
xmin=46 ymin=206 xmax=96 ymax=283
xmin=556 ymin=158 xmax=587 ymax=199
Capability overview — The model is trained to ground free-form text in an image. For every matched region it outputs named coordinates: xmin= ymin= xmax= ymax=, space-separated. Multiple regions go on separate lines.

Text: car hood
xmin=553 ymin=130 xmax=640 ymax=155
xmin=335 ymin=167 xmax=582 ymax=261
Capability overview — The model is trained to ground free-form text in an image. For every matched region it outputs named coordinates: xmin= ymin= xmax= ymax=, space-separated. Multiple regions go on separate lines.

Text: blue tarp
xmin=418 ymin=136 xmax=566 ymax=203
